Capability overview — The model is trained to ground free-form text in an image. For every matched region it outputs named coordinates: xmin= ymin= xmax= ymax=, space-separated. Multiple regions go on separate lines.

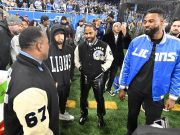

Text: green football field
xmin=60 ymin=70 xmax=180 ymax=135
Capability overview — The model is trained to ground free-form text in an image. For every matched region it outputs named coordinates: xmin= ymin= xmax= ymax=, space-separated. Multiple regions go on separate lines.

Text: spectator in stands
xmin=73 ymin=1 xmax=80 ymax=13
xmin=119 ymin=8 xmax=180 ymax=135
xmin=94 ymin=18 xmax=104 ymax=40
xmin=46 ymin=0 xmax=53 ymax=11
xmin=170 ymin=18 xmax=180 ymax=39
xmin=60 ymin=0 xmax=67 ymax=12
xmin=53 ymin=0 xmax=62 ymax=12
xmin=29 ymin=3 xmax=35 ymax=11
xmin=38 ymin=15 xmax=49 ymax=34
xmin=66 ymin=0 xmax=74 ymax=13
xmin=21 ymin=2 xmax=28 ymax=10
xmin=34 ymin=0 xmax=42 ymax=11
xmin=16 ymin=0 xmax=24 ymax=8
xmin=42 ymin=0 xmax=47 ymax=10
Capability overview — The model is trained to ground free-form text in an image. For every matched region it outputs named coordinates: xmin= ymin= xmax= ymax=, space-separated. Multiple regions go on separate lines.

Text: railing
xmin=5 ymin=7 xmax=108 ymax=29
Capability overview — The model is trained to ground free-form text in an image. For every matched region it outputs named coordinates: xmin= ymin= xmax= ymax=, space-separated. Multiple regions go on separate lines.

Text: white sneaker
xmin=163 ymin=108 xmax=169 ymax=112
xmin=108 ymin=90 xmax=115 ymax=96
xmin=59 ymin=112 xmax=74 ymax=121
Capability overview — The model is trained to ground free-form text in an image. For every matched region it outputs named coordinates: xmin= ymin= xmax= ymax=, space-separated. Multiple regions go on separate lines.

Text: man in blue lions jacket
xmin=119 ymin=8 xmax=180 ymax=135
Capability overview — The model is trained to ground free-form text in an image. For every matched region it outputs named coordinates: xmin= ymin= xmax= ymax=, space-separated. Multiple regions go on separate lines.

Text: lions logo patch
xmin=93 ymin=50 xmax=105 ymax=61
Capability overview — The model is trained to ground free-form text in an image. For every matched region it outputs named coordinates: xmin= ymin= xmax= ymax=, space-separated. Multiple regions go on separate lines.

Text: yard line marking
xmin=66 ymin=100 xmax=76 ymax=108
xmin=171 ymin=104 xmax=180 ymax=111
xmin=88 ymin=101 xmax=118 ymax=109
xmin=66 ymin=100 xmax=118 ymax=109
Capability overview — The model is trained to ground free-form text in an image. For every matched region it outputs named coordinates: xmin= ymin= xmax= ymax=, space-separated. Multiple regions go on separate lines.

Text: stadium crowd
xmin=0 ymin=0 xmax=118 ymax=15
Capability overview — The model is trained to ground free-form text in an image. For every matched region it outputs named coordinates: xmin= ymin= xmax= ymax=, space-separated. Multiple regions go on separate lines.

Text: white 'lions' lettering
xmin=50 ymin=55 xmax=71 ymax=72
xmin=132 ymin=48 xmax=176 ymax=62
xmin=155 ymin=52 xmax=176 ymax=62
xmin=132 ymin=48 xmax=149 ymax=58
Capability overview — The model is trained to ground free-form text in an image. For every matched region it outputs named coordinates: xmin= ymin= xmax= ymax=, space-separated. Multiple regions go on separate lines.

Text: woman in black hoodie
xmin=45 ymin=24 xmax=75 ymax=121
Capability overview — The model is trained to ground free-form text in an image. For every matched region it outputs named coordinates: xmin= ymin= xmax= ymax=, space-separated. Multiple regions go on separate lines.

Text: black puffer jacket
xmin=0 ymin=20 xmax=12 ymax=69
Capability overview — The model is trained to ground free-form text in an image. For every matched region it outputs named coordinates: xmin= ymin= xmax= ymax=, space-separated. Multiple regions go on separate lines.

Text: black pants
xmin=57 ymin=84 xmax=70 ymax=114
xmin=127 ymin=89 xmax=164 ymax=134
xmin=105 ymin=62 xmax=121 ymax=91
xmin=80 ymin=73 xmax=106 ymax=117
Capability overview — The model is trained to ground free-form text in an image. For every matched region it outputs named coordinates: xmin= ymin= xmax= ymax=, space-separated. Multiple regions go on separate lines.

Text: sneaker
xmin=163 ymin=108 xmax=169 ymax=112
xmin=108 ymin=90 xmax=115 ymax=96
xmin=79 ymin=115 xmax=88 ymax=125
xmin=59 ymin=112 xmax=74 ymax=121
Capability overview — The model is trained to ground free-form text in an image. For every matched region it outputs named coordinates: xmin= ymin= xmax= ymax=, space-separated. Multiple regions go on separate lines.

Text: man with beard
xmin=118 ymin=8 xmax=180 ymax=135
xmin=170 ymin=18 xmax=180 ymax=39
xmin=0 ymin=13 xmax=22 ymax=69
xmin=45 ymin=24 xmax=74 ymax=121
xmin=74 ymin=23 xmax=113 ymax=128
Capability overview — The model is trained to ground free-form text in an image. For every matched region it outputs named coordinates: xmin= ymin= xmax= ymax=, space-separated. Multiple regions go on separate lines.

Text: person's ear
xmin=35 ymin=41 xmax=42 ymax=52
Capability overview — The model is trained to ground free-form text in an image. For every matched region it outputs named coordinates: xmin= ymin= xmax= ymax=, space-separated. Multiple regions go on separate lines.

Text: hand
xmin=165 ymin=98 xmax=176 ymax=110
xmin=121 ymin=25 xmax=127 ymax=36
xmin=119 ymin=89 xmax=126 ymax=101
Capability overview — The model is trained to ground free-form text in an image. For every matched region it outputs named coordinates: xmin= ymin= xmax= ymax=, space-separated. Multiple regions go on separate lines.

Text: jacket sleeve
xmin=101 ymin=45 xmax=114 ymax=71
xmin=0 ymin=27 xmax=11 ymax=68
xmin=169 ymin=56 xmax=180 ymax=100
xmin=74 ymin=46 xmax=81 ymax=69
xmin=13 ymin=88 xmax=53 ymax=135
xmin=119 ymin=41 xmax=133 ymax=89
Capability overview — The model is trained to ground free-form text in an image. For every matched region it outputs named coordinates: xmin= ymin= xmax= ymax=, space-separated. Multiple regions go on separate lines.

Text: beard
xmin=144 ymin=26 xmax=160 ymax=38
xmin=171 ymin=30 xmax=179 ymax=37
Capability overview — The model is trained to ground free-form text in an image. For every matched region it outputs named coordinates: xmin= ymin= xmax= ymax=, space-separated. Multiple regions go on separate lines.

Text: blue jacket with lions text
xmin=119 ymin=32 xmax=180 ymax=101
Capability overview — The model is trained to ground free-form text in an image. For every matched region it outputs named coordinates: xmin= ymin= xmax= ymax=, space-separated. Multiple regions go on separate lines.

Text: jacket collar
xmin=145 ymin=31 xmax=167 ymax=45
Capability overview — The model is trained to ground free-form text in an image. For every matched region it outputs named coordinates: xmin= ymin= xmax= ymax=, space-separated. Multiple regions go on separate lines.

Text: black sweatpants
xmin=80 ymin=73 xmax=106 ymax=117
xmin=57 ymin=84 xmax=70 ymax=114
xmin=127 ymin=89 xmax=164 ymax=134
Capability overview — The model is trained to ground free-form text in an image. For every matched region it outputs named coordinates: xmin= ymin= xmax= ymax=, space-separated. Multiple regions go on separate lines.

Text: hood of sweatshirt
xmin=50 ymin=24 xmax=67 ymax=49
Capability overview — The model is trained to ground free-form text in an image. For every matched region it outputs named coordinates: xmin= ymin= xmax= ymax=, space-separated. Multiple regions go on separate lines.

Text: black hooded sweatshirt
xmin=45 ymin=24 xmax=74 ymax=85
